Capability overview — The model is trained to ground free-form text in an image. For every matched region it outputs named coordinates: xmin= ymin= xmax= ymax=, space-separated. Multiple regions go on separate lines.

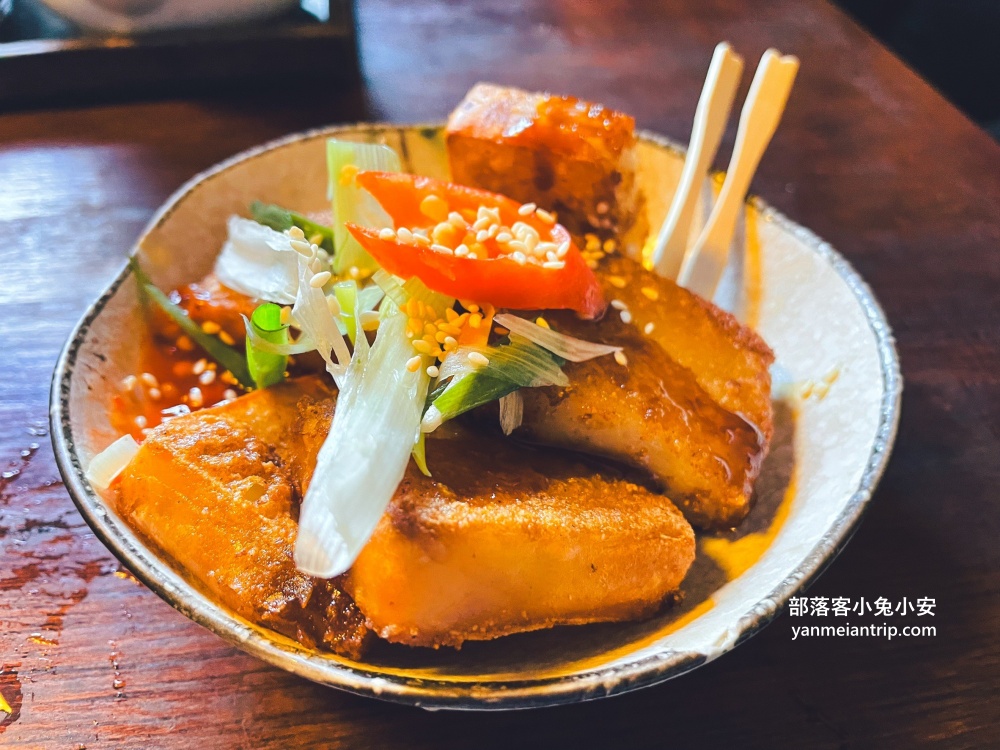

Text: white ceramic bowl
xmin=51 ymin=123 xmax=901 ymax=709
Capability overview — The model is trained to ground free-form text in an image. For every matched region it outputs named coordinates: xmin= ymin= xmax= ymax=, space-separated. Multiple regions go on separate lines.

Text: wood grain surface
xmin=2 ymin=0 xmax=999 ymax=747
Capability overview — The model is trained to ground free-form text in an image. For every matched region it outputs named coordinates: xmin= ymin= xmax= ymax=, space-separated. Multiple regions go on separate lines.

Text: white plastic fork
xmin=651 ymin=42 xmax=744 ymax=279
xmin=677 ymin=48 xmax=799 ymax=299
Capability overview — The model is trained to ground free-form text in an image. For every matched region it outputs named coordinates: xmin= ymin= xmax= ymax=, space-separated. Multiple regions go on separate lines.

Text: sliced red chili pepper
xmin=346 ymin=171 xmax=606 ymax=318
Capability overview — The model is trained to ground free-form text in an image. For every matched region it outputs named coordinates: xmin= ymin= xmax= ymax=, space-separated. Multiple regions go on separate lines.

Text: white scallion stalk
xmin=293 ymin=309 xmax=428 ymax=578
xmin=494 ymin=313 xmax=622 ymax=362
xmin=214 ymin=217 xmax=305 ymax=304
xmin=328 ymin=140 xmax=401 ymax=275
xmin=291 ymin=253 xmax=351 ymax=384
xmin=498 ymin=391 xmax=524 ymax=435
xmin=86 ymin=434 xmax=139 ymax=491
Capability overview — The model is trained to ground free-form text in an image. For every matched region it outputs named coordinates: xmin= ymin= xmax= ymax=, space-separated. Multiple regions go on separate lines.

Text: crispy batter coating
xmin=516 ymin=305 xmax=766 ymax=530
xmin=117 ymin=378 xmax=372 ymax=659
xmin=446 ymin=83 xmax=644 ymax=239
xmin=599 ymin=255 xmax=775 ymax=442
xmin=346 ymin=424 xmax=695 ymax=648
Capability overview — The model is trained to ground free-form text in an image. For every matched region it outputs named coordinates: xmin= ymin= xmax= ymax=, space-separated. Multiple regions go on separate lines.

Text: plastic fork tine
xmin=652 ymin=42 xmax=744 ymax=279
xmin=678 ymin=49 xmax=799 ymax=299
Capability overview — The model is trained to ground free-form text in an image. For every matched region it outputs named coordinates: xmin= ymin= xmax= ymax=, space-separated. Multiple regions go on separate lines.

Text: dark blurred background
xmin=834 ymin=0 xmax=1000 ymax=139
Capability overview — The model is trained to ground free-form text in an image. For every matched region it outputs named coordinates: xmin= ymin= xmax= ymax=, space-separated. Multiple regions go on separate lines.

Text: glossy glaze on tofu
xmin=446 ymin=83 xmax=644 ymax=241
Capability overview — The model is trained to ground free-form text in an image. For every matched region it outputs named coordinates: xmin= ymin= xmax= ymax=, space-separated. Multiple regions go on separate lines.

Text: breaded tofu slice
xmin=598 ymin=254 xmax=775 ymax=442
xmin=117 ymin=378 xmax=372 ymax=659
xmin=447 ymin=83 xmax=643 ymax=240
xmin=514 ymin=310 xmax=766 ymax=530
xmin=345 ymin=424 xmax=694 ymax=649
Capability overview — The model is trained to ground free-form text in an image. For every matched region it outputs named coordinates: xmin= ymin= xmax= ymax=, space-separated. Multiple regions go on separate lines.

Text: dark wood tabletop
xmin=2 ymin=0 xmax=999 ymax=747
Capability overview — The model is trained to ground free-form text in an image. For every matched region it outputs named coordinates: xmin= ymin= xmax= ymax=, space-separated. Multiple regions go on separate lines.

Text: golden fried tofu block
xmin=447 ymin=83 xmax=643 ymax=240
xmin=516 ymin=310 xmax=766 ymax=530
xmin=346 ymin=424 xmax=694 ymax=648
xmin=599 ymin=254 xmax=775 ymax=442
xmin=117 ymin=378 xmax=372 ymax=659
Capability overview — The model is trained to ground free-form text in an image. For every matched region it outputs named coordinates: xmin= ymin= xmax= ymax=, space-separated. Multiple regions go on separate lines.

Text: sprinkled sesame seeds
xmin=201 ymin=321 xmax=221 ymax=335
xmin=176 ymin=335 xmax=194 ymax=351
xmin=140 ymin=372 xmax=159 ymax=388
xmin=535 ymin=208 xmax=556 ymax=224
xmin=359 ymin=311 xmax=381 ymax=330
xmin=148 ymin=387 xmax=162 ymax=401
xmin=517 ymin=202 xmax=537 ymax=216
xmin=614 ymin=350 xmax=628 ymax=367
xmin=406 ymin=355 xmax=422 ymax=372
xmin=610 ymin=299 xmax=628 ymax=311
xmin=644 ymin=322 xmax=655 ymax=335
xmin=596 ymin=201 xmax=610 ymax=215
xmin=607 ymin=275 xmax=627 ymax=289
xmin=134 ymin=415 xmax=147 ymax=429
xmin=199 ymin=370 xmax=217 ymax=386
xmin=290 ymin=239 xmax=312 ymax=256
xmin=188 ymin=387 xmax=204 ymax=408
xmin=218 ymin=331 xmax=236 ymax=346
xmin=310 ymin=271 xmax=332 ymax=288
xmin=426 ymin=365 xmax=440 ymax=378
xmin=641 ymin=286 xmax=660 ymax=301
xmin=420 ymin=194 xmax=450 ymax=223
xmin=468 ymin=351 xmax=490 ymax=367
xmin=223 ymin=389 xmax=238 ymax=401
xmin=121 ymin=375 xmax=138 ymax=392
xmin=193 ymin=358 xmax=207 ymax=375
xmin=620 ymin=310 xmax=633 ymax=324
xmin=288 ymin=226 xmax=306 ymax=240
xmin=378 ymin=227 xmax=397 ymax=241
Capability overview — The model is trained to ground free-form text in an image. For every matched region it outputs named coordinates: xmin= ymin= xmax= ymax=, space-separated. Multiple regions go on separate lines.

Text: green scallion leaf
xmin=246 ymin=302 xmax=289 ymax=389
xmin=249 ymin=201 xmax=334 ymax=253
xmin=129 ymin=257 xmax=254 ymax=389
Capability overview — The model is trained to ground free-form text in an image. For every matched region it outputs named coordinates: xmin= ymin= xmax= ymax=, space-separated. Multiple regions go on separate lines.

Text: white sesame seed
xmin=188 ymin=387 xmax=204 ymax=408
xmin=644 ymin=322 xmax=655 ymax=334
xmin=620 ymin=310 xmax=633 ymax=324
xmin=496 ymin=232 xmax=513 ymax=244
xmin=359 ymin=311 xmax=381 ymax=331
xmin=614 ymin=350 xmax=628 ymax=367
xmin=121 ymin=375 xmax=138 ymax=392
xmin=430 ymin=243 xmax=453 ymax=254
xmin=511 ymin=251 xmax=527 ymax=265
xmin=455 ymin=244 xmax=470 ymax=257
xmin=472 ymin=217 xmax=491 ymax=232
xmin=518 ymin=202 xmax=536 ymax=216
xmin=288 ymin=226 xmax=306 ymax=240
xmin=290 ymin=239 xmax=313 ymax=256
xmin=557 ymin=240 xmax=570 ymax=258
xmin=192 ymin=358 xmax=207 ymax=375
xmin=444 ymin=335 xmax=458 ymax=348
xmin=524 ymin=233 xmax=539 ymax=252
xmin=411 ymin=233 xmax=431 ymax=247
xmin=310 ymin=271 xmax=332 ymax=288
xmin=378 ymin=227 xmax=397 ymax=241
xmin=448 ymin=211 xmax=466 ymax=227
xmin=476 ymin=229 xmax=490 ymax=243
xmin=148 ymin=387 xmax=162 ymax=401
xmin=139 ymin=372 xmax=158 ymax=388
xmin=542 ymin=260 xmax=565 ymax=269
xmin=596 ymin=201 xmax=610 ymax=215
xmin=348 ymin=266 xmax=361 ymax=279
xmin=199 ymin=370 xmax=217 ymax=385
xmin=507 ymin=240 xmax=528 ymax=254
xmin=610 ymin=299 xmax=628 ymax=311
xmin=535 ymin=208 xmax=556 ymax=224
xmin=223 ymin=389 xmax=238 ymax=401
xmin=406 ymin=355 xmax=422 ymax=373
xmin=468 ymin=351 xmax=490 ymax=367
xmin=426 ymin=365 xmax=440 ymax=378
xmin=134 ymin=415 xmax=147 ymax=429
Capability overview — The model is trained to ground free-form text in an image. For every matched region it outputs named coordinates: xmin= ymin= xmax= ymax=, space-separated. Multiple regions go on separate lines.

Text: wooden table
xmin=2 ymin=0 xmax=998 ymax=746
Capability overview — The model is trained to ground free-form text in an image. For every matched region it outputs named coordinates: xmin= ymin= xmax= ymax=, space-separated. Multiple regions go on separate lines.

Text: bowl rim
xmin=49 ymin=122 xmax=903 ymax=710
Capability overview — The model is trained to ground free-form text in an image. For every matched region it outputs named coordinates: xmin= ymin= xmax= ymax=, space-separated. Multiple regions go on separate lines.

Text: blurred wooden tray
xmin=0 ymin=0 xmax=358 ymax=108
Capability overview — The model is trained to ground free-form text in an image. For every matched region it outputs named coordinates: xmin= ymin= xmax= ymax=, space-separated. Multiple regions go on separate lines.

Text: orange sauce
xmin=743 ymin=204 xmax=763 ymax=329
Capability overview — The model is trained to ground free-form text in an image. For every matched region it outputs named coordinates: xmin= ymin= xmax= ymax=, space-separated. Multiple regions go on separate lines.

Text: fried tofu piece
xmin=514 ymin=310 xmax=766 ymax=530
xmin=346 ymin=424 xmax=694 ymax=648
xmin=598 ymin=254 xmax=775 ymax=442
xmin=447 ymin=83 xmax=643 ymax=240
xmin=117 ymin=377 xmax=372 ymax=659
